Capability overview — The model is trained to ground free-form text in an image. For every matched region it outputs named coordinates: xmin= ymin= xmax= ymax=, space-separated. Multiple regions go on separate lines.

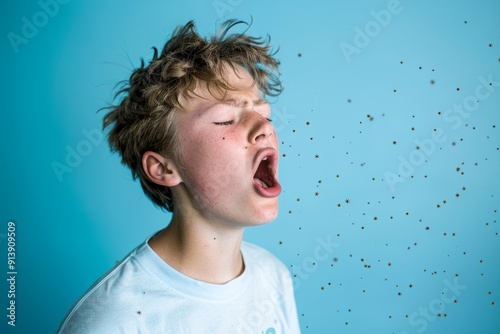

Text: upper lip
xmin=252 ymin=147 xmax=279 ymax=181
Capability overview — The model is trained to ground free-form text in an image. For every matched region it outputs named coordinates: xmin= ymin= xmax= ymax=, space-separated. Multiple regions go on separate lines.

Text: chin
xmin=250 ymin=203 xmax=279 ymax=226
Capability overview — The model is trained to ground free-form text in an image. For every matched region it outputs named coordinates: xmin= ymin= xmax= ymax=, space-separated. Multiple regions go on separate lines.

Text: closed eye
xmin=214 ymin=121 xmax=234 ymax=126
xmin=266 ymin=118 xmax=272 ymax=122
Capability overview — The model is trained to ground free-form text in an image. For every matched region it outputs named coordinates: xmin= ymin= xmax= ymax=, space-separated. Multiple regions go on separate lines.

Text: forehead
xmin=178 ymin=64 xmax=263 ymax=113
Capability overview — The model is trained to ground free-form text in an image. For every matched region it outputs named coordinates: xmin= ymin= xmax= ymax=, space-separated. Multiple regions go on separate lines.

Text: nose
xmin=246 ymin=112 xmax=275 ymax=144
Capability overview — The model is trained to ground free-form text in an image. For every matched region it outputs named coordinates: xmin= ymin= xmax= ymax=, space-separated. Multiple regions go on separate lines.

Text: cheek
xmin=180 ymin=134 xmax=244 ymax=200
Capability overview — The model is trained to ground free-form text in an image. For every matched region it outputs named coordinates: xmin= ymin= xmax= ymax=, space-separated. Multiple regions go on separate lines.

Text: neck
xmin=148 ymin=210 xmax=245 ymax=284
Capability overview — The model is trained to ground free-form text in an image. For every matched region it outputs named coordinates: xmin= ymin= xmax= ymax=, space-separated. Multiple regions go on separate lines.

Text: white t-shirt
xmin=57 ymin=236 xmax=301 ymax=333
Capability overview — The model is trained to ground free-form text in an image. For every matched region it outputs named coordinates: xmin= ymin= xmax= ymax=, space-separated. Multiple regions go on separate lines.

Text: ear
xmin=142 ymin=151 xmax=182 ymax=187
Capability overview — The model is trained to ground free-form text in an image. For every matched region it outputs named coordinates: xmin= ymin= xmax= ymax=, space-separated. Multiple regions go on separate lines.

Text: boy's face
xmin=172 ymin=65 xmax=281 ymax=227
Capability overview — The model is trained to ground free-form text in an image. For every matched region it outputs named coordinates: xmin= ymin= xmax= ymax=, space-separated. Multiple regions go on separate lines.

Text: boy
xmin=58 ymin=19 xmax=300 ymax=333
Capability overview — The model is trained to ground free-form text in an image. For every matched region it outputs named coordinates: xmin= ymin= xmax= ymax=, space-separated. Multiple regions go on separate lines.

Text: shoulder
xmin=58 ymin=243 xmax=160 ymax=333
xmin=241 ymin=240 xmax=280 ymax=262
xmin=241 ymin=241 xmax=291 ymax=278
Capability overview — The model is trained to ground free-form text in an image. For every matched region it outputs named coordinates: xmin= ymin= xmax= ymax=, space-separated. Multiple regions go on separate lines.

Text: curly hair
xmin=102 ymin=19 xmax=282 ymax=212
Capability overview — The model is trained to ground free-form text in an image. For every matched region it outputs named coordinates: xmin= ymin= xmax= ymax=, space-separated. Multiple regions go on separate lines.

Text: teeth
xmin=263 ymin=157 xmax=268 ymax=161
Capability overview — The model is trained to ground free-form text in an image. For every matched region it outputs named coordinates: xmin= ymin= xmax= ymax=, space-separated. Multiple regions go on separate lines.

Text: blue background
xmin=1 ymin=0 xmax=499 ymax=333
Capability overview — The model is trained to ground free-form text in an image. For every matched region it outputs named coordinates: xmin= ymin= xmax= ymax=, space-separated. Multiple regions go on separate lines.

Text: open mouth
xmin=253 ymin=156 xmax=275 ymax=189
xmin=252 ymin=149 xmax=281 ymax=197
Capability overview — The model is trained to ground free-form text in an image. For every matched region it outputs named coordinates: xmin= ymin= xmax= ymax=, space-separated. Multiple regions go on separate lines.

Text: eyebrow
xmin=198 ymin=98 xmax=269 ymax=116
xmin=219 ymin=98 xmax=269 ymax=107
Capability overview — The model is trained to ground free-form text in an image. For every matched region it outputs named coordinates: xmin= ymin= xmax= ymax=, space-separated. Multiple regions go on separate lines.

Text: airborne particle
xmin=430 ymin=80 xmax=435 ymax=85
xmin=298 ymin=53 xmax=302 ymax=57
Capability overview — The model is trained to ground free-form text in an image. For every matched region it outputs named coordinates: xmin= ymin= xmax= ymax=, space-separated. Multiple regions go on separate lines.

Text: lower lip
xmin=253 ymin=179 xmax=282 ymax=198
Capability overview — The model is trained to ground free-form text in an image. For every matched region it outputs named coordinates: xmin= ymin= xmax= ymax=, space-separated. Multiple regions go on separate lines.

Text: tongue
xmin=254 ymin=178 xmax=269 ymax=189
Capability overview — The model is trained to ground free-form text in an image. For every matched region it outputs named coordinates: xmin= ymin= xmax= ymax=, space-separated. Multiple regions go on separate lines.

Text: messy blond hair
xmin=102 ymin=19 xmax=282 ymax=212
